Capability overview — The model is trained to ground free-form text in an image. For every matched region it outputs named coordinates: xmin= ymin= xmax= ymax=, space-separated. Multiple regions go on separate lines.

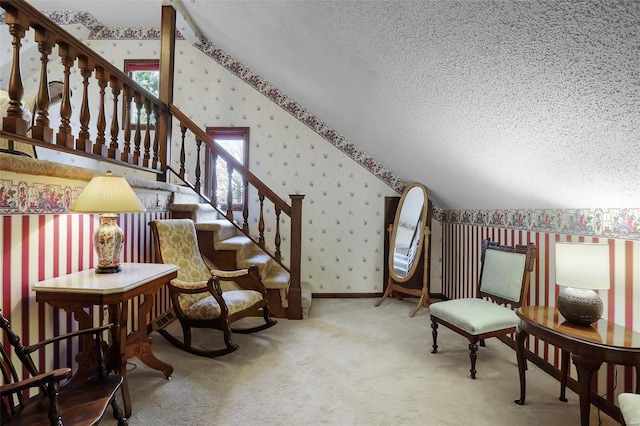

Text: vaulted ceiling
xmin=25 ymin=0 xmax=640 ymax=210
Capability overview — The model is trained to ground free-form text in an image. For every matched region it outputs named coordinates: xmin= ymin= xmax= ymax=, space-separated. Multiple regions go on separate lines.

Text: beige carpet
xmin=102 ymin=298 xmax=616 ymax=426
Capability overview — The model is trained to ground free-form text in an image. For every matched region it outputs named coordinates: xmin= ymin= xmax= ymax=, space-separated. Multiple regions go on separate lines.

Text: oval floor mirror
xmin=375 ymin=182 xmax=431 ymax=317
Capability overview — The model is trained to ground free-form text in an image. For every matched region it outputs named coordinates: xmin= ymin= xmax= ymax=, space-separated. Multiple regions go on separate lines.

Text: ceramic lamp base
xmin=94 ymin=213 xmax=124 ymax=273
xmin=557 ymin=287 xmax=603 ymax=326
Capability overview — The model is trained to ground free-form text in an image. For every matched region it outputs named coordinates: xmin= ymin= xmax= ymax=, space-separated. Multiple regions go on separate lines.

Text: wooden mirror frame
xmin=376 ymin=182 xmax=431 ymax=317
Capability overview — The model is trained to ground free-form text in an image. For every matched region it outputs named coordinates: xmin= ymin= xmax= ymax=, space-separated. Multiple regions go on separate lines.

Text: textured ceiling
xmin=25 ymin=0 xmax=640 ymax=209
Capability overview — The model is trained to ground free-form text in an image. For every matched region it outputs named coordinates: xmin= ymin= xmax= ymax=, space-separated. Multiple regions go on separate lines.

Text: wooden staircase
xmin=170 ymin=202 xmax=312 ymax=319
xmin=0 ymin=0 xmax=308 ymax=320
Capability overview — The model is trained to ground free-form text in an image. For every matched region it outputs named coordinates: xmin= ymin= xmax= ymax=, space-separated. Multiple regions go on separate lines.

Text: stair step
xmin=301 ymin=281 xmax=312 ymax=319
xmin=170 ymin=203 xmax=220 ymax=223
xmin=237 ymin=252 xmax=273 ymax=276
xmin=262 ymin=264 xmax=290 ymax=290
xmin=195 ymin=220 xmax=237 ymax=242
xmin=215 ymin=235 xmax=255 ymax=260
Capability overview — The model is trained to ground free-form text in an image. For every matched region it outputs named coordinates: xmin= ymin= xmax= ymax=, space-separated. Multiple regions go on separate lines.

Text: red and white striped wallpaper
xmin=1 ymin=212 xmax=169 ymax=376
xmin=442 ymin=223 xmax=639 ymax=404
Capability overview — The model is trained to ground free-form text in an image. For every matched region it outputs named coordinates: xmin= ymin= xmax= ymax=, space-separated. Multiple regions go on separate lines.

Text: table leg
xmin=571 ymin=354 xmax=602 ymax=426
xmin=126 ymin=292 xmax=174 ymax=378
xmin=514 ymin=327 xmax=528 ymax=405
xmin=559 ymin=349 xmax=570 ymax=402
xmin=109 ymin=301 xmax=132 ymax=419
xmin=68 ymin=306 xmax=95 ymax=382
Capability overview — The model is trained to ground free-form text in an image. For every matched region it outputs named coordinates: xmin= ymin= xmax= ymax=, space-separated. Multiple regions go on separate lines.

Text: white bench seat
xmin=429 ymin=298 xmax=519 ymax=335
xmin=619 ymin=393 xmax=640 ymax=426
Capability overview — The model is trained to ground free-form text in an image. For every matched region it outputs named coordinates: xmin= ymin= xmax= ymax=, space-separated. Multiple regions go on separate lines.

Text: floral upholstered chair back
xmin=152 ymin=219 xmax=214 ymax=312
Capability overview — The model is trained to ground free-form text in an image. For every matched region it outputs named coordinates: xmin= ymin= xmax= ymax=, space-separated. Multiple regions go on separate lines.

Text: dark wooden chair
xmin=429 ymin=239 xmax=537 ymax=379
xmin=149 ymin=219 xmax=277 ymax=358
xmin=0 ymin=312 xmax=127 ymax=425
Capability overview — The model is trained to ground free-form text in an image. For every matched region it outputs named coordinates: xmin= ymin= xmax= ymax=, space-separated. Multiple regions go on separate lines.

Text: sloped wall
xmin=92 ymin=33 xmax=402 ymax=294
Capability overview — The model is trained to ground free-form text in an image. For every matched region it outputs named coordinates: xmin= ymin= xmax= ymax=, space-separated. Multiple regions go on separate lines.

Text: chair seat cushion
xmin=619 ymin=393 xmax=640 ymax=425
xmin=430 ymin=298 xmax=518 ymax=335
xmin=184 ymin=290 xmax=263 ymax=320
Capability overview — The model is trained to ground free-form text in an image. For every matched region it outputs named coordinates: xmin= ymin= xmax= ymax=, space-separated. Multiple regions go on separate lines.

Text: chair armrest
xmin=25 ymin=324 xmax=112 ymax=355
xmin=0 ymin=368 xmax=71 ymax=396
xmin=170 ymin=279 xmax=210 ymax=292
xmin=210 ymin=268 xmax=249 ymax=278
xmin=212 ymin=265 xmax=268 ymax=295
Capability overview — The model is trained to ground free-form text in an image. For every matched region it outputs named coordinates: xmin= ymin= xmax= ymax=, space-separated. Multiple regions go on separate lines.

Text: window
xmin=123 ymin=59 xmax=159 ymax=127
xmin=205 ymin=127 xmax=249 ymax=211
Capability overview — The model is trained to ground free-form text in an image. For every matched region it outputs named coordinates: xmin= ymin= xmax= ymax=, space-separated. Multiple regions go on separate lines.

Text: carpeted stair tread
xmin=214 ymin=235 xmax=252 ymax=250
xmin=301 ymin=281 xmax=312 ymax=318
xmin=195 ymin=220 xmax=237 ymax=241
xmin=170 ymin=203 xmax=220 ymax=223
xmin=214 ymin=235 xmax=256 ymax=261
xmin=237 ymin=252 xmax=273 ymax=275
xmin=262 ymin=265 xmax=290 ymax=290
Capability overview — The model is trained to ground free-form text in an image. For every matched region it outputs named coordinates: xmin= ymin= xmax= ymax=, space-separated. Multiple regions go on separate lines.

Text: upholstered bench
xmin=619 ymin=393 xmax=640 ymax=426
xmin=430 ymin=239 xmax=537 ymax=379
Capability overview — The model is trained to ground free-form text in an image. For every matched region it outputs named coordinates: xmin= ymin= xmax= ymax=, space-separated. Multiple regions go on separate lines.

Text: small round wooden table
xmin=514 ymin=306 xmax=640 ymax=426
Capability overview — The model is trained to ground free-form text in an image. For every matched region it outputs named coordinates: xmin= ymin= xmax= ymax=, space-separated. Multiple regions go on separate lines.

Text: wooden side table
xmin=33 ymin=262 xmax=179 ymax=418
xmin=514 ymin=306 xmax=640 ymax=426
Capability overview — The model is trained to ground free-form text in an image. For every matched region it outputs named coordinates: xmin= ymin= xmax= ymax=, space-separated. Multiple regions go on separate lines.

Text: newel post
xmin=288 ymin=194 xmax=305 ymax=320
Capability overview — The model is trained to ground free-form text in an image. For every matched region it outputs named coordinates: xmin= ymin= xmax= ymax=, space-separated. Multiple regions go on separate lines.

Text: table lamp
xmin=69 ymin=171 xmax=145 ymax=273
xmin=555 ymin=242 xmax=610 ymax=326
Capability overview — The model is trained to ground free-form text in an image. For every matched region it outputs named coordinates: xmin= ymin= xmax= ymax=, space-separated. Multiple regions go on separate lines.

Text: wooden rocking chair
xmin=149 ymin=219 xmax=277 ymax=358
xmin=0 ymin=312 xmax=127 ymax=425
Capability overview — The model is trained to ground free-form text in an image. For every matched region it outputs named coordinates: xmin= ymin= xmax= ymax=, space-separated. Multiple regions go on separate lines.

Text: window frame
xmin=205 ymin=127 xmax=250 ymax=212
xmin=123 ymin=59 xmax=160 ymax=130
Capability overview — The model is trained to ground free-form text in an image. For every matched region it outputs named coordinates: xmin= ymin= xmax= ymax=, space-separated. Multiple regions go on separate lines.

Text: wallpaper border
xmin=438 ymin=208 xmax=640 ymax=241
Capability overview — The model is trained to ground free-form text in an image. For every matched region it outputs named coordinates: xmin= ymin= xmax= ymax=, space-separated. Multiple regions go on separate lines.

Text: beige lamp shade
xmin=70 ymin=171 xmax=145 ymax=213
xmin=555 ymin=242 xmax=610 ymax=290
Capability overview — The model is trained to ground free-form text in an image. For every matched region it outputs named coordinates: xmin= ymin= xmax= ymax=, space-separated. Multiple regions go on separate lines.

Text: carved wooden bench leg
xmin=431 ymin=321 xmax=439 ymax=354
xmin=469 ymin=341 xmax=478 ymax=379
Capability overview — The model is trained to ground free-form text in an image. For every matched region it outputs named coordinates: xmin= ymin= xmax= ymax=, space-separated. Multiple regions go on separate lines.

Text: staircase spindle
xmin=93 ymin=66 xmax=108 ymax=156
xmin=195 ymin=138 xmax=202 ymax=194
xmin=211 ymin=152 xmax=218 ymax=207
xmin=152 ymin=104 xmax=161 ymax=169
xmin=242 ymin=180 xmax=249 ymax=233
xmin=179 ymin=124 xmax=187 ymax=179
xmin=108 ymin=77 xmax=122 ymax=159
xmin=225 ymin=163 xmax=234 ymax=220
xmin=3 ymin=6 xmax=29 ymax=136
xmin=32 ymin=27 xmax=54 ymax=143
xmin=133 ymin=93 xmax=143 ymax=165
xmin=143 ymin=99 xmax=151 ymax=167
xmin=274 ymin=207 xmax=282 ymax=262
xmin=258 ymin=194 xmax=266 ymax=248
xmin=76 ymin=55 xmax=93 ymax=152
xmin=121 ymin=86 xmax=133 ymax=162
xmin=56 ymin=43 xmax=76 ymax=148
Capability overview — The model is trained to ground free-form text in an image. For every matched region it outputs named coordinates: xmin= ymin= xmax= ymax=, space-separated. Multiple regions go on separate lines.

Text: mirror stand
xmin=376 ymin=224 xmax=431 ymax=317
xmin=375 ymin=183 xmax=431 ymax=317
